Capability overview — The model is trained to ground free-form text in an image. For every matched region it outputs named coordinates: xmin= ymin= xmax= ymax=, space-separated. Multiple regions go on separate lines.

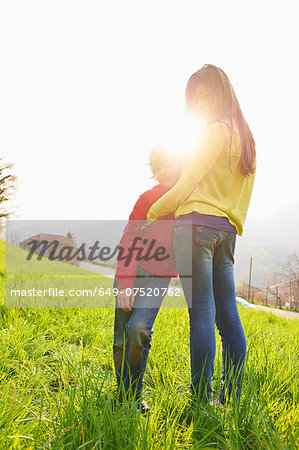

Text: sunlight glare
xmin=146 ymin=114 xmax=204 ymax=159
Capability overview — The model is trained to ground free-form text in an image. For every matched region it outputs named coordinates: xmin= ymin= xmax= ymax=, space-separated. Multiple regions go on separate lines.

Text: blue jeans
xmin=174 ymin=223 xmax=246 ymax=404
xmin=113 ymin=266 xmax=170 ymax=402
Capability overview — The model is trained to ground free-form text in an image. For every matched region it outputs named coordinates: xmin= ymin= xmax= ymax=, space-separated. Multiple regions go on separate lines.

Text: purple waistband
xmin=177 ymin=212 xmax=237 ymax=233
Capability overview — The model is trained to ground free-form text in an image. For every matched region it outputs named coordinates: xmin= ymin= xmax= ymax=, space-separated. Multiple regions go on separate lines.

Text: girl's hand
xmin=141 ymin=218 xmax=154 ymax=230
xmin=118 ymin=288 xmax=135 ymax=312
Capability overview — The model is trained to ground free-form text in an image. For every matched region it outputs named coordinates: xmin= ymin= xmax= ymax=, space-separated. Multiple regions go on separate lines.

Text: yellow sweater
xmin=146 ymin=122 xmax=255 ymax=236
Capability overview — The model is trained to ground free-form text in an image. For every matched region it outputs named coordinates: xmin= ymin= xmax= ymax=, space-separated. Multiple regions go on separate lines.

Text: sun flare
xmin=146 ymin=114 xmax=205 ymax=159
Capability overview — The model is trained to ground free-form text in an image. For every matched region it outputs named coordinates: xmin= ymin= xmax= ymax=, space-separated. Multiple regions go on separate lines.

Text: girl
xmin=146 ymin=64 xmax=256 ymax=405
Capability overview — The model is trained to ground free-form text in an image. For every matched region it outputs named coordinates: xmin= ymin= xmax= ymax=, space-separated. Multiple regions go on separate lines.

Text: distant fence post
xmin=248 ymin=257 xmax=253 ymax=303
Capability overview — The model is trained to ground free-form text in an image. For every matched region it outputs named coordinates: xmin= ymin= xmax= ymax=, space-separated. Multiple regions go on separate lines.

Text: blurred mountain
xmin=246 ymin=202 xmax=299 ymax=248
xmin=234 ymin=203 xmax=299 ymax=288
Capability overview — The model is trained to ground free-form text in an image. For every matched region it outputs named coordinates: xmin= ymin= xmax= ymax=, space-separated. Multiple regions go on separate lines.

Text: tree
xmin=0 ymin=157 xmax=18 ymax=233
xmin=280 ymin=250 xmax=299 ymax=308
xmin=269 ymin=250 xmax=299 ymax=309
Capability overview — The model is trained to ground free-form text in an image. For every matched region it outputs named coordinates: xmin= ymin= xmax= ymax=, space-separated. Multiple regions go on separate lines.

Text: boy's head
xmin=148 ymin=145 xmax=185 ymax=188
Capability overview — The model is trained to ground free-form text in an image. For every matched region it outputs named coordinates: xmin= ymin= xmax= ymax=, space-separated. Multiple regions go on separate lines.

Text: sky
xmin=0 ymin=0 xmax=298 ymax=227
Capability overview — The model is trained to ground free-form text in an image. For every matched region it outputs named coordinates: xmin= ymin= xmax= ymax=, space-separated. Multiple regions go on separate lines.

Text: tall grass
xmin=0 ymin=239 xmax=298 ymax=448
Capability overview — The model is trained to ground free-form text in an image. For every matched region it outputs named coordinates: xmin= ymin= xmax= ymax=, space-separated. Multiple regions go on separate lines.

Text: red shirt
xmin=116 ymin=184 xmax=178 ymax=289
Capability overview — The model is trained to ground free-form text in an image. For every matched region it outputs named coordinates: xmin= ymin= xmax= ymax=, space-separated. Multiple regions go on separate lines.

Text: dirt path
xmin=80 ymin=261 xmax=115 ymax=278
xmin=251 ymin=304 xmax=298 ymax=319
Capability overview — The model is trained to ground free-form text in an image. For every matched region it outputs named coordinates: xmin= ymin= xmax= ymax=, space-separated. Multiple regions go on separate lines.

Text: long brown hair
xmin=185 ymin=64 xmax=256 ymax=176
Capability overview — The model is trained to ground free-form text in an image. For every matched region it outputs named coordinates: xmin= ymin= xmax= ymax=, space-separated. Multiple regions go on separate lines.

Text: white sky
xmin=1 ymin=0 xmax=298 ymax=223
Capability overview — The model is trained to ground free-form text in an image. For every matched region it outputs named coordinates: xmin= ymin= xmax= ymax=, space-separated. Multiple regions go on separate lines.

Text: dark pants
xmin=174 ymin=223 xmax=246 ymax=403
xmin=113 ymin=266 xmax=170 ymax=402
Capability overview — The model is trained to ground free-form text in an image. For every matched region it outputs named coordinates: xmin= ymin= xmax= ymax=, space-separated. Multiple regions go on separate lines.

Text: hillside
xmin=0 ymin=239 xmax=102 ymax=277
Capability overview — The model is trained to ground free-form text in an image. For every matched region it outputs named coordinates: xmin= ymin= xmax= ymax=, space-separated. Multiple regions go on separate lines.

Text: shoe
xmin=121 ymin=399 xmax=152 ymax=416
xmin=137 ymin=399 xmax=152 ymax=415
xmin=209 ymin=398 xmax=224 ymax=408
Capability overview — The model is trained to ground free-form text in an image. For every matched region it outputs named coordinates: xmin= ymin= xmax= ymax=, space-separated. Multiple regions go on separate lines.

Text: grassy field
xmin=0 ymin=239 xmax=298 ymax=449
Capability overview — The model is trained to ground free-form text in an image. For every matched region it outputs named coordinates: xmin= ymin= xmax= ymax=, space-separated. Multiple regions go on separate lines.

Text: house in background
xmin=19 ymin=233 xmax=80 ymax=267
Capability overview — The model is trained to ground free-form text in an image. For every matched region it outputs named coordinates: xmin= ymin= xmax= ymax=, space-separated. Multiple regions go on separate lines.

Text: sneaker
xmin=209 ymin=398 xmax=224 ymax=408
xmin=137 ymin=399 xmax=152 ymax=415
xmin=121 ymin=399 xmax=152 ymax=416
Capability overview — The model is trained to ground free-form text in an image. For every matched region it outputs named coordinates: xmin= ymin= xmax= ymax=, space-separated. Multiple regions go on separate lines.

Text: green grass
xmin=4 ymin=240 xmax=98 ymax=277
xmin=0 ymin=239 xmax=298 ymax=449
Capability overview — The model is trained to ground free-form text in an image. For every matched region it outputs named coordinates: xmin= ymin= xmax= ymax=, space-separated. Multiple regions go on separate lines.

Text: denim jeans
xmin=174 ymin=223 xmax=246 ymax=404
xmin=113 ymin=266 xmax=170 ymax=402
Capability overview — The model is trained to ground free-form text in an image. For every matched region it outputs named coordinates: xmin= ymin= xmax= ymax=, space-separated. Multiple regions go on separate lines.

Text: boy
xmin=113 ymin=146 xmax=184 ymax=414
